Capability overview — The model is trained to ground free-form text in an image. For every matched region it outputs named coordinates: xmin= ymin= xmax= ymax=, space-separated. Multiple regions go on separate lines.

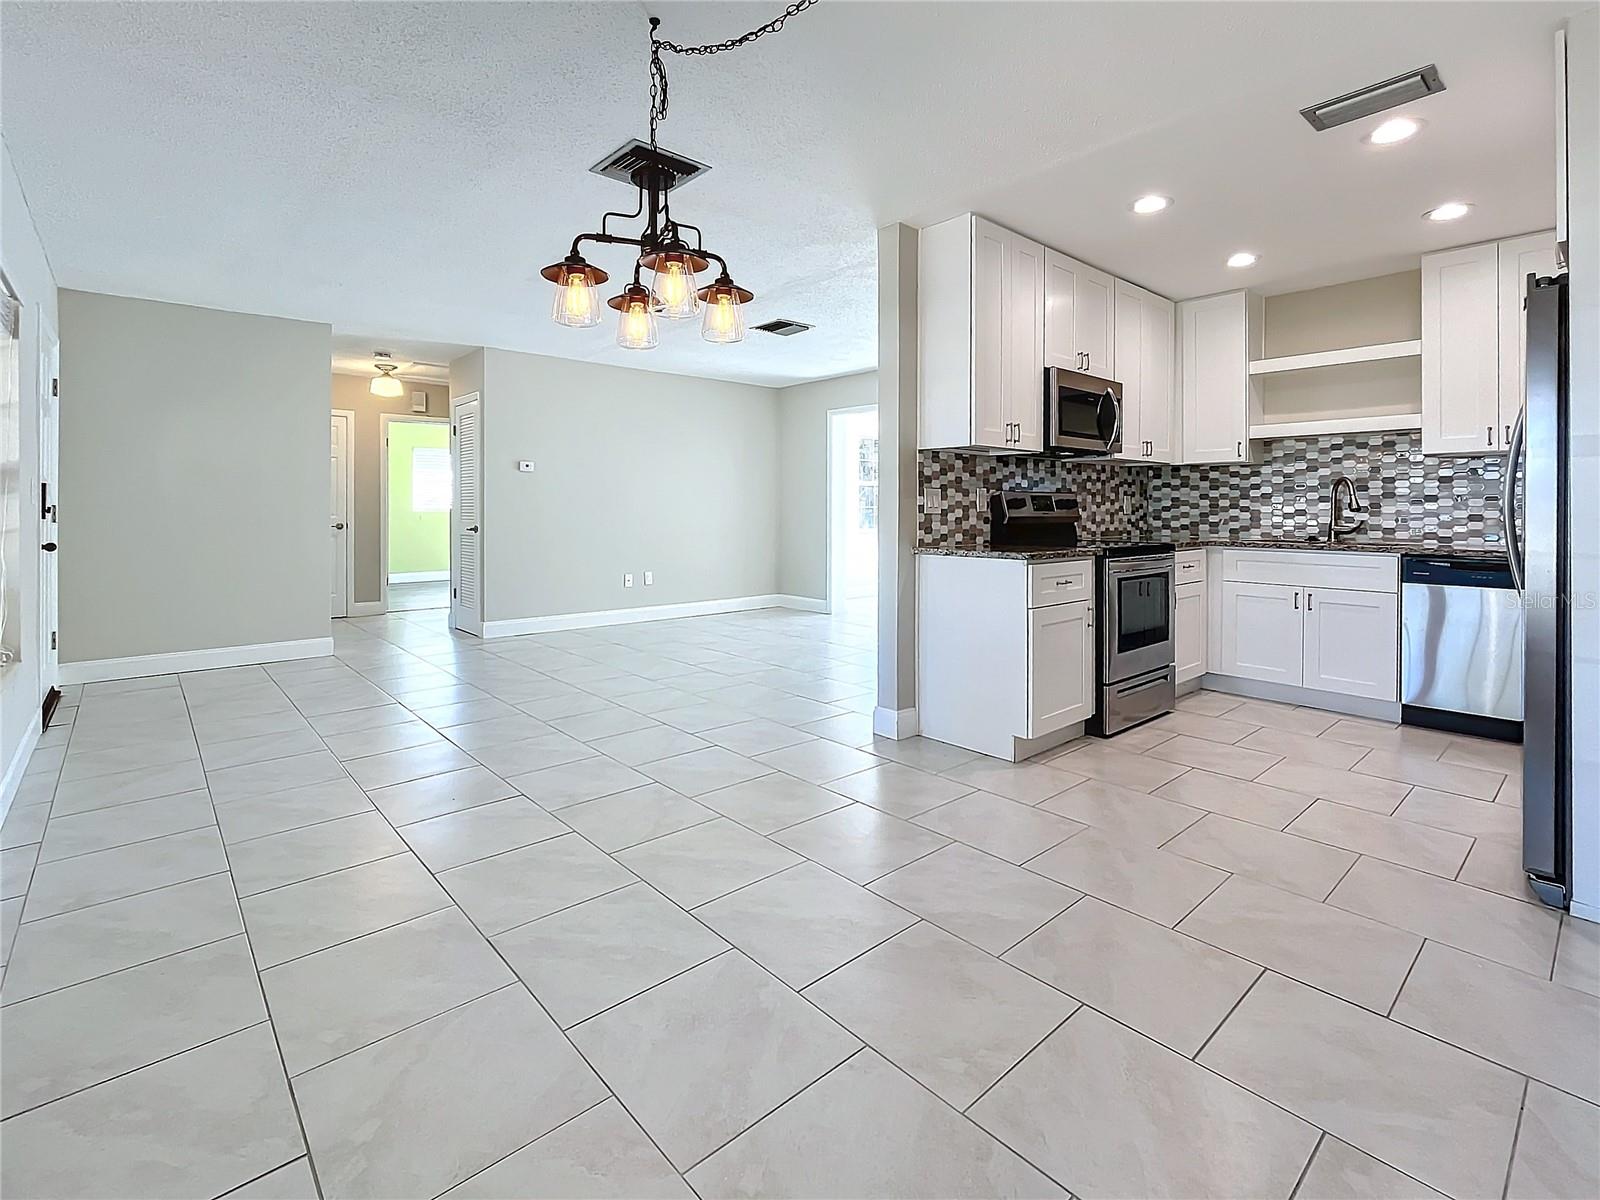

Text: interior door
xmin=38 ymin=317 xmax=59 ymax=691
xmin=1302 ymin=586 xmax=1399 ymax=701
xmin=1217 ymin=580 xmax=1303 ymax=686
xmin=450 ymin=396 xmax=483 ymax=636
xmin=329 ymin=412 xmax=351 ymax=618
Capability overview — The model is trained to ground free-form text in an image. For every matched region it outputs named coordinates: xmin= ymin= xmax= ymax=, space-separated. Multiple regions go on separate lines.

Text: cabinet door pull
xmin=1505 ymin=423 xmax=1512 ymax=446
xmin=1236 ymin=440 xmax=1243 ymax=457
xmin=1294 ymin=591 xmax=1300 ymax=610
xmin=1307 ymin=591 xmax=1314 ymax=611
xmin=1487 ymin=424 xmax=1494 ymax=446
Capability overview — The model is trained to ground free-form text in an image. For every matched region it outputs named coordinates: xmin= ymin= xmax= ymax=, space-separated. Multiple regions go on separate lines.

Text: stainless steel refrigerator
xmin=1508 ymin=271 xmax=1570 ymax=910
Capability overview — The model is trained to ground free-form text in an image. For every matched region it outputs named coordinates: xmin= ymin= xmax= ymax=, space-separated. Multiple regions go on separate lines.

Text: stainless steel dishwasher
xmin=1399 ymin=555 xmax=1524 ymax=741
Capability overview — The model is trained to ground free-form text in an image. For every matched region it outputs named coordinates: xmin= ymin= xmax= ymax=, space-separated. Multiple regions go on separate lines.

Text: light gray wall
xmin=473 ymin=347 xmax=780 ymax=623
xmin=776 ymin=371 xmax=877 ymax=601
xmin=877 ymin=223 xmax=919 ymax=729
xmin=58 ymin=291 xmax=331 ymax=663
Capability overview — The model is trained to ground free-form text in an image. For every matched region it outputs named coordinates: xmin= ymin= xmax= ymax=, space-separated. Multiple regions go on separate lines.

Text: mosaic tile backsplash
xmin=919 ymin=432 xmax=1507 ymax=551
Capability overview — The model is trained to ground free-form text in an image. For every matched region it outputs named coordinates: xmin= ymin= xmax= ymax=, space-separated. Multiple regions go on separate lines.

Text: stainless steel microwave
xmin=1046 ymin=367 xmax=1122 ymax=455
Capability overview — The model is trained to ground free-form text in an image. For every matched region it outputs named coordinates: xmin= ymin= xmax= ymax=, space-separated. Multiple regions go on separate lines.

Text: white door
xmin=970 ymin=218 xmax=1011 ymax=449
xmin=451 ymin=396 xmax=483 ymax=635
xmin=1302 ymin=587 xmax=1399 ymax=701
xmin=1217 ymin=581 xmax=1303 ymax=686
xmin=1008 ymin=234 xmax=1045 ymax=452
xmin=1180 ymin=292 xmax=1250 ymax=463
xmin=1496 ymin=231 xmax=1558 ymax=446
xmin=329 ymin=412 xmax=351 ymax=618
xmin=1027 ymin=600 xmax=1094 ymax=734
xmin=37 ymin=317 xmax=59 ymax=692
xmin=1174 ymin=580 xmax=1206 ymax=684
xmin=1422 ymin=241 xmax=1500 ymax=455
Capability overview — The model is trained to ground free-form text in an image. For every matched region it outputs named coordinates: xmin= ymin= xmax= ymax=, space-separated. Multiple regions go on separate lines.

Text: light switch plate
xmin=644 ymin=571 xmax=653 ymax=586
xmin=624 ymin=573 xmax=634 ymax=588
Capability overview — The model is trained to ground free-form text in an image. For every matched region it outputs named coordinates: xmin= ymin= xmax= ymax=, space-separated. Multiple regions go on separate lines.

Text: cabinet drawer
xmin=1175 ymin=549 xmax=1206 ymax=584
xmin=1028 ymin=559 xmax=1094 ymax=607
xmin=1220 ymin=549 xmax=1397 ymax=593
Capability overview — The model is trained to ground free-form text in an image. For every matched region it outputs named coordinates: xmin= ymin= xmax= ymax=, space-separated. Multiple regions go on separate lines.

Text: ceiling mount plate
xmin=590 ymin=139 xmax=712 ymax=191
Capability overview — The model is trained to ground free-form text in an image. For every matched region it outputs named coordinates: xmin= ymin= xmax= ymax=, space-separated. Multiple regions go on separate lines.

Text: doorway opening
xmin=827 ymin=406 xmax=878 ymax=619
xmin=382 ymin=414 xmax=452 ymax=612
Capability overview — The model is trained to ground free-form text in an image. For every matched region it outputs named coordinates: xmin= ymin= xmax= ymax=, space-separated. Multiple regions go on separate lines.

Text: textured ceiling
xmin=0 ymin=1 xmax=1577 ymax=386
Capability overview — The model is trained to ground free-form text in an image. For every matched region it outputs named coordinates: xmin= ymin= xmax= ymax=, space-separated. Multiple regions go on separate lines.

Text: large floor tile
xmin=940 ymin=757 xmax=1085 ymax=804
xmin=1024 ymin=826 xmax=1226 ymax=926
xmin=440 ymin=833 xmax=635 ymax=935
xmin=1506 ymin=1081 xmax=1600 ymax=1200
xmin=1457 ymin=833 xmax=1538 ymax=901
xmin=559 ymin=783 xmax=717 ymax=852
xmin=570 ymin=950 xmax=859 ymax=1170
xmin=0 ymin=1024 xmax=302 ymax=1200
xmin=870 ymin=843 xmax=1079 ymax=953
xmin=206 ymin=751 xmax=346 ymax=805
xmin=1163 ymin=812 xmax=1356 ymax=900
xmin=1236 ymin=725 xmax=1368 ymax=769
xmin=2 ymin=842 xmax=38 ymax=900
xmin=695 ymin=862 xmax=916 ymax=988
xmin=1288 ymin=799 xmax=1471 ymax=877
xmin=970 ymin=1007 xmax=1317 ymax=1200
xmin=1295 ymin=1138 xmax=1445 ymax=1200
xmin=49 ymin=758 xmax=208 ymax=816
xmin=615 ymin=817 xmax=801 ymax=908
xmin=469 ymin=733 xmax=596 ymax=777
xmin=240 ymin=853 xmax=450 ymax=968
xmin=0 ymin=801 xmax=49 ymax=851
xmin=1255 ymin=760 xmax=1412 ymax=813
xmin=228 ymin=811 xmax=406 ymax=897
xmin=3 ymin=874 xmax=242 ymax=1003
xmin=755 ymin=739 xmax=883 ymax=784
xmin=696 ymin=772 xmax=852 ymax=833
xmin=1173 ymin=690 xmax=1245 ymax=718
xmin=1320 ymin=717 xmax=1455 ymax=756
xmin=1353 ymin=748 xmax=1505 ymax=800
xmin=637 ymin=746 xmax=773 ymax=795
xmin=449 ymin=1097 xmax=693 ymax=1199
xmin=262 ymin=907 xmax=513 ymax=1075
xmin=1177 ymin=875 xmax=1421 ymax=1012
xmin=439 ymin=713 xmax=555 ymax=750
xmin=321 ymin=718 xmax=445 ymax=762
xmin=1391 ymin=940 xmax=1599 ymax=1102
xmin=1555 ymin=915 xmax=1600 ymax=997
xmin=294 ymin=985 xmax=606 ymax=1200
xmin=1328 ymin=856 xmax=1560 ymax=978
xmin=1144 ymin=733 xmax=1281 ymax=781
xmin=213 ymin=778 xmax=374 ymax=844
xmin=38 ymin=790 xmax=214 ymax=862
xmin=1153 ymin=768 xmax=1313 ymax=829
xmin=1008 ymin=895 xmax=1259 ymax=1054
xmin=1227 ymin=699 xmax=1338 ymax=736
xmin=589 ymin=724 xmax=709 ymax=766
xmin=773 ymin=803 xmax=949 ymax=884
xmin=546 ymin=704 xmax=662 ymax=741
xmin=0 ymin=935 xmax=265 ymax=1119
xmin=688 ymin=1049 xmax=1064 ymax=1199
xmin=22 ymin=826 xmax=228 ymax=919
xmin=1199 ymin=972 xmax=1524 ymax=1199
xmin=1040 ymin=778 xmax=1205 ymax=846
xmin=826 ymin=761 xmax=973 ymax=819
xmin=509 ymin=756 xmax=653 ymax=810
xmin=494 ymin=883 xmax=728 ymax=1027
xmin=865 ymin=735 xmax=979 ymax=774
xmin=396 ymin=795 xmax=566 ymax=870
xmin=804 ymin=922 xmax=1074 ymax=1109
xmin=1146 ymin=709 xmax=1260 ymax=744
xmin=912 ymin=789 xmax=1084 ymax=863
xmin=1393 ymin=785 xmax=1523 ymax=841
xmin=365 ymin=765 xmax=518 ymax=825
xmin=342 ymin=740 xmax=476 ymax=790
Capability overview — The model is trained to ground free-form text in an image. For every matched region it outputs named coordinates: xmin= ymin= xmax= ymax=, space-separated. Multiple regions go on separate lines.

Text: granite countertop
xmin=917 ymin=537 xmax=1509 ymax=562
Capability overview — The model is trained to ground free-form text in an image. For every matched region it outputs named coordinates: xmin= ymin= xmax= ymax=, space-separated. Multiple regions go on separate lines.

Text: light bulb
xmin=1226 ymin=252 xmax=1258 ymax=269
xmin=701 ymin=292 xmax=745 ymax=344
xmin=1366 ymin=117 xmax=1422 ymax=146
xmin=552 ymin=272 xmax=601 ymax=328
xmin=370 ymin=370 xmax=404 ymax=398
xmin=1131 ymin=194 xmax=1171 ymax=215
xmin=616 ymin=292 xmax=659 ymax=350
xmin=1424 ymin=201 xmax=1473 ymax=222
xmin=652 ymin=259 xmax=700 ymax=320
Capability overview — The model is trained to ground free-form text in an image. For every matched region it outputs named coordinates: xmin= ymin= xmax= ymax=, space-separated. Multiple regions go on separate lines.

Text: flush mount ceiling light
xmin=1131 ymin=194 xmax=1172 ymax=215
xmin=541 ymin=2 xmax=819 ymax=349
xmin=1226 ymin=251 xmax=1259 ymax=269
xmin=1424 ymin=201 xmax=1474 ymax=222
xmin=370 ymin=352 xmax=404 ymax=397
xmin=1365 ymin=116 xmax=1424 ymax=146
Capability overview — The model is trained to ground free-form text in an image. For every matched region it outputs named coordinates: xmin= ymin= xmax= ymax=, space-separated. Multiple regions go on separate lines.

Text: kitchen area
xmin=910 ymin=81 xmax=1576 ymax=910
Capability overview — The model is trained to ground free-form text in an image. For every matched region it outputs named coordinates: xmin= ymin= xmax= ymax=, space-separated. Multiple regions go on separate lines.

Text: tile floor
xmin=1 ymin=602 xmax=1597 ymax=1199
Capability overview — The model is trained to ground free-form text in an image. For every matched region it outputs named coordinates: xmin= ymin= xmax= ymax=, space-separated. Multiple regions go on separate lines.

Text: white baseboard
xmin=0 ymin=710 xmax=44 ymax=826
xmin=872 ymin=705 xmax=920 ymax=740
xmin=482 ymin=594 xmax=820 ymax=639
xmin=389 ymin=571 xmax=449 ymax=583
xmin=1198 ymin=674 xmax=1401 ymax=723
xmin=59 ymin=637 xmax=336 ymax=685
xmin=777 ymin=595 xmax=829 ymax=613
xmin=344 ymin=601 xmax=388 ymax=618
xmin=1570 ymin=899 xmax=1600 ymax=923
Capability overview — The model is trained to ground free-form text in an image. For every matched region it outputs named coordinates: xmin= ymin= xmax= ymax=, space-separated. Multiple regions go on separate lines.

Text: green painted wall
xmin=387 ymin=420 xmax=450 ymax=576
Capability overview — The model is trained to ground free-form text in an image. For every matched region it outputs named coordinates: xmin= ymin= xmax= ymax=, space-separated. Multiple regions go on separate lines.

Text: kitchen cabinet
xmin=1174 ymin=581 xmax=1206 ymax=684
xmin=1497 ymin=232 xmax=1559 ymax=447
xmin=1028 ymin=601 xmax=1095 ymax=732
xmin=919 ymin=214 xmax=1044 ymax=453
xmin=1301 ymin=587 xmax=1400 ymax=700
xmin=1179 ymin=291 xmax=1258 ymax=463
xmin=1045 ymin=250 xmax=1116 ymax=378
xmin=1114 ymin=280 xmax=1176 ymax=462
xmin=1217 ymin=581 xmax=1304 ymax=685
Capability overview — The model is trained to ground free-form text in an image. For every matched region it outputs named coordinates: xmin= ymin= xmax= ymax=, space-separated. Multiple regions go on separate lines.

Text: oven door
xmin=1047 ymin=368 xmax=1122 ymax=455
xmin=1103 ymin=556 xmax=1175 ymax=681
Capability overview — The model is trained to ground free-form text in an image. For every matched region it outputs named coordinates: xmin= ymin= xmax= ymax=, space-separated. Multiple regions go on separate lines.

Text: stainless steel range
xmin=1088 ymin=543 xmax=1176 ymax=736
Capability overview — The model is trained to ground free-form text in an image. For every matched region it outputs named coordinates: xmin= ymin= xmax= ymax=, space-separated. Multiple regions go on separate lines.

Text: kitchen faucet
xmin=1328 ymin=473 xmax=1369 ymax=541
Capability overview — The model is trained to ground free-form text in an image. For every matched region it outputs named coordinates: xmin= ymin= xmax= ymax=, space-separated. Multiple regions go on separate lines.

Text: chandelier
xmin=541 ymin=2 xmax=818 ymax=349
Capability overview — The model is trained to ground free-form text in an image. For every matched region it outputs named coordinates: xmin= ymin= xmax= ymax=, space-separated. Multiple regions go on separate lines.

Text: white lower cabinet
xmin=1174 ymin=580 xmax=1206 ymax=684
xmin=1217 ymin=581 xmax=1305 ymax=686
xmin=1028 ymin=602 xmax=1095 ymax=733
xmin=1302 ymin=587 xmax=1399 ymax=700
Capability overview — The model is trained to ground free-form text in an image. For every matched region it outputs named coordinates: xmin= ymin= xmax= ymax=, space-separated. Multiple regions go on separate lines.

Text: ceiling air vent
xmin=590 ymin=139 xmax=712 ymax=190
xmin=752 ymin=319 xmax=813 ymax=337
xmin=1300 ymin=65 xmax=1445 ymax=131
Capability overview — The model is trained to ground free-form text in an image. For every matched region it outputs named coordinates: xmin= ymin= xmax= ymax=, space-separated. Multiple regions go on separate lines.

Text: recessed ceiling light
xmin=1226 ymin=252 xmax=1259 ymax=269
xmin=1424 ymin=201 xmax=1473 ymax=222
xmin=1132 ymin=194 xmax=1172 ymax=215
xmin=1365 ymin=116 xmax=1423 ymax=145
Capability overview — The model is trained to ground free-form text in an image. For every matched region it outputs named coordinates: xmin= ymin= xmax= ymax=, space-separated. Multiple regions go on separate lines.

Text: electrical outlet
xmin=624 ymin=573 xmax=634 ymax=588
xmin=644 ymin=571 xmax=653 ymax=586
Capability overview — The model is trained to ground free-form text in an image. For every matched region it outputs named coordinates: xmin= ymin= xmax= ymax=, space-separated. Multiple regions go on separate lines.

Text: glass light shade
xmin=371 ymin=370 xmax=404 ymax=398
xmin=551 ymin=270 xmax=602 ymax=328
xmin=651 ymin=258 xmax=701 ymax=320
xmin=615 ymin=290 xmax=659 ymax=350
xmin=700 ymin=289 xmax=746 ymax=344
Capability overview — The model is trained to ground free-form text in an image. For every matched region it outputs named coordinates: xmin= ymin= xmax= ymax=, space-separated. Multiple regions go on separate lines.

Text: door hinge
xmin=51 ymin=378 xmax=58 ymax=397
xmin=451 ymin=587 xmax=457 ymax=599
xmin=50 ymin=631 xmax=57 ymax=650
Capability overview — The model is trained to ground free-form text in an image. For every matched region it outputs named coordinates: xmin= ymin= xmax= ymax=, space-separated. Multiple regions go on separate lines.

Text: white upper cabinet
xmin=1045 ymin=249 xmax=1116 ymax=377
xmin=1422 ymin=241 xmax=1500 ymax=455
xmin=1179 ymin=291 xmax=1256 ymax=463
xmin=1114 ymin=280 xmax=1176 ymax=462
xmin=1497 ymin=231 xmax=1558 ymax=446
xmin=919 ymin=214 xmax=1044 ymax=453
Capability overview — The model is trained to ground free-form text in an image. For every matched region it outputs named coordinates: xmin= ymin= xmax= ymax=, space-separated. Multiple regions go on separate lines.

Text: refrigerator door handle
xmin=1504 ymin=406 xmax=1527 ymax=593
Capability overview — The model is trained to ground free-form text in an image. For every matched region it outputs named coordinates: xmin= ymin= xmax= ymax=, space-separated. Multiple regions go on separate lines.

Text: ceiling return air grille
xmin=1300 ymin=65 xmax=1445 ymax=131
xmin=752 ymin=318 xmax=813 ymax=336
